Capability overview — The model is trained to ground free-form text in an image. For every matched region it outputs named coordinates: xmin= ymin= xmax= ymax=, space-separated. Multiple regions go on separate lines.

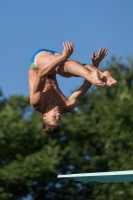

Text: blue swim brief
xmin=31 ymin=48 xmax=57 ymax=69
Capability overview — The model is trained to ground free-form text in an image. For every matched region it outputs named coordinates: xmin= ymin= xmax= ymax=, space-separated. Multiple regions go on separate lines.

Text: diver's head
xmin=43 ymin=106 xmax=61 ymax=135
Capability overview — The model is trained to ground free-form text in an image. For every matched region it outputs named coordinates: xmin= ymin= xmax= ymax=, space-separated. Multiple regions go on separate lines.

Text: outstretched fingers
xmin=98 ymin=47 xmax=108 ymax=58
xmin=98 ymin=47 xmax=103 ymax=55
xmin=62 ymin=41 xmax=74 ymax=59
xmin=63 ymin=41 xmax=74 ymax=53
xmin=103 ymin=47 xmax=108 ymax=56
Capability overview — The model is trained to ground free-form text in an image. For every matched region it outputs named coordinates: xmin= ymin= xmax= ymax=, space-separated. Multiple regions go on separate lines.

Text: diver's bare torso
xmin=33 ymin=51 xmax=77 ymax=78
xmin=29 ymin=67 xmax=69 ymax=114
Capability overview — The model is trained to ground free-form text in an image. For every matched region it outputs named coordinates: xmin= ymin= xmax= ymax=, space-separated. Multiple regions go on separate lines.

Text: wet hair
xmin=43 ymin=119 xmax=61 ymax=135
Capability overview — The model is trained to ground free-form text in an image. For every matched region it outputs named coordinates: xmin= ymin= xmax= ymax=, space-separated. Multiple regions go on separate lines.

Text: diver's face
xmin=43 ymin=106 xmax=61 ymax=125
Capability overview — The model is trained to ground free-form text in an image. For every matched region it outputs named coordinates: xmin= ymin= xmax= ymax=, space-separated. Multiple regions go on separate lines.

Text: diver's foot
xmin=90 ymin=70 xmax=108 ymax=87
xmin=102 ymin=71 xmax=117 ymax=87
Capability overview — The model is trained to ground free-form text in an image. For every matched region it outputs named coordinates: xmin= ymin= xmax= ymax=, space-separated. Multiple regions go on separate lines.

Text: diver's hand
xmin=62 ymin=41 xmax=74 ymax=60
xmin=92 ymin=47 xmax=108 ymax=68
